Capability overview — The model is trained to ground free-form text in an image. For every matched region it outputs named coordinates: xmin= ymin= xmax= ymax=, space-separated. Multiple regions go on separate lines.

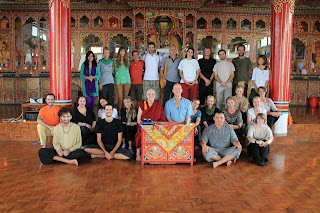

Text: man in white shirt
xmin=141 ymin=42 xmax=162 ymax=100
xmin=213 ymin=49 xmax=235 ymax=109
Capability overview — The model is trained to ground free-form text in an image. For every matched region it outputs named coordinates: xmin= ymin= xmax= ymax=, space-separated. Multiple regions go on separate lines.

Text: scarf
xmin=100 ymin=58 xmax=112 ymax=65
xmin=84 ymin=65 xmax=96 ymax=94
xmin=206 ymin=105 xmax=216 ymax=115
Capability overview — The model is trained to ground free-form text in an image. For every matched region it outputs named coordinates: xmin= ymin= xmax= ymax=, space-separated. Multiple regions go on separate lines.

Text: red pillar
xmin=270 ymin=0 xmax=295 ymax=135
xmin=49 ymin=0 xmax=72 ymax=107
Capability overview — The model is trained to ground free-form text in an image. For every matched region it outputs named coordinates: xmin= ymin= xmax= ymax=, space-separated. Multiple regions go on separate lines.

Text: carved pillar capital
xmin=272 ymin=0 xmax=295 ymax=14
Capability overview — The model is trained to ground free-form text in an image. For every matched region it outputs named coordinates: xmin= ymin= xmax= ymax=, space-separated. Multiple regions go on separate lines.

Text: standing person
xmin=135 ymin=89 xmax=166 ymax=161
xmin=37 ymin=93 xmax=60 ymax=148
xmin=84 ymin=103 xmax=132 ymax=160
xmin=80 ymin=51 xmax=101 ymax=110
xmin=178 ymin=48 xmax=200 ymax=100
xmin=213 ymin=49 xmax=235 ymax=109
xmin=247 ymin=113 xmax=274 ymax=166
xmin=114 ymin=47 xmax=131 ymax=111
xmin=141 ymin=42 xmax=162 ymax=100
xmin=249 ymin=55 xmax=269 ymax=106
xmin=164 ymin=83 xmax=193 ymax=123
xmin=198 ymin=47 xmax=216 ymax=107
xmin=200 ymin=110 xmax=242 ymax=168
xmin=98 ymin=47 xmax=114 ymax=105
xmin=160 ymin=45 xmax=181 ymax=106
xmin=120 ymin=96 xmax=138 ymax=154
xmin=129 ymin=50 xmax=144 ymax=104
xmin=72 ymin=96 xmax=97 ymax=146
xmin=232 ymin=44 xmax=252 ymax=96
xmin=38 ymin=107 xmax=86 ymax=165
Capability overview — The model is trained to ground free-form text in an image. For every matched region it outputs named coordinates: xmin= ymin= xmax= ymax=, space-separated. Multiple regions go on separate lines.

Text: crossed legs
xmin=211 ymin=154 xmax=235 ymax=168
xmin=84 ymin=148 xmax=130 ymax=160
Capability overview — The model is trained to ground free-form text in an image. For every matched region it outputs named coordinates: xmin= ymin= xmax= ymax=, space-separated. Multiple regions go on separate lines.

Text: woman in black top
xmin=200 ymin=95 xmax=219 ymax=132
xmin=72 ymin=96 xmax=97 ymax=146
xmin=120 ymin=96 xmax=137 ymax=154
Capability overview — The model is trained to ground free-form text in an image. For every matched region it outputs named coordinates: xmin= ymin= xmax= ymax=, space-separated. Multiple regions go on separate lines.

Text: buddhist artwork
xmin=147 ymin=16 xmax=182 ymax=51
xmin=0 ymin=39 xmax=10 ymax=68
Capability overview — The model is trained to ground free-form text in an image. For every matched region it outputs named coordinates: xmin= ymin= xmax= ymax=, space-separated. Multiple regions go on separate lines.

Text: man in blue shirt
xmin=164 ymin=83 xmax=193 ymax=122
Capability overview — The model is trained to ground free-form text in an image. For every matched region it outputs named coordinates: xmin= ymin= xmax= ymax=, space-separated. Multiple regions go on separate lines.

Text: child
xmin=191 ymin=98 xmax=201 ymax=148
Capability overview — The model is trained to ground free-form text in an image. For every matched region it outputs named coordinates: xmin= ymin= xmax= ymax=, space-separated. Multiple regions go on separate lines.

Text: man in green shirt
xmin=232 ymin=44 xmax=252 ymax=97
xmin=38 ymin=107 xmax=86 ymax=165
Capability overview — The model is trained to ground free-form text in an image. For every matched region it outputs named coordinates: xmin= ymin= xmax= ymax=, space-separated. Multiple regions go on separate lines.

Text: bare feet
xmin=68 ymin=159 xmax=78 ymax=166
xmin=136 ymin=155 xmax=141 ymax=161
xmin=91 ymin=154 xmax=99 ymax=159
xmin=42 ymin=145 xmax=46 ymax=148
xmin=212 ymin=162 xmax=219 ymax=168
xmin=226 ymin=160 xmax=232 ymax=167
xmin=128 ymin=147 xmax=134 ymax=155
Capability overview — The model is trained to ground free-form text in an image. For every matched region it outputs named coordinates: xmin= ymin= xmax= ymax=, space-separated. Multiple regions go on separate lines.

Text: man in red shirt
xmin=129 ymin=50 xmax=144 ymax=104
xmin=37 ymin=93 xmax=61 ymax=148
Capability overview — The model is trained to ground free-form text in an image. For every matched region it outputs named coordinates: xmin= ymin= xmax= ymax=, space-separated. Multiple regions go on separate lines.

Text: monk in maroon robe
xmin=135 ymin=89 xmax=166 ymax=161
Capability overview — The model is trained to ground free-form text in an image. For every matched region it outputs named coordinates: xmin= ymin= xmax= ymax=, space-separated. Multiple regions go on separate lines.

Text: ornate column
xmin=49 ymin=0 xmax=72 ymax=107
xmin=270 ymin=0 xmax=295 ymax=135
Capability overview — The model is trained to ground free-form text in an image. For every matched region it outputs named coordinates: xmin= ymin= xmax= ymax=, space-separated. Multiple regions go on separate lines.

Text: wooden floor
xmin=0 ymin=141 xmax=320 ymax=213
xmin=1 ymin=105 xmax=320 ymax=212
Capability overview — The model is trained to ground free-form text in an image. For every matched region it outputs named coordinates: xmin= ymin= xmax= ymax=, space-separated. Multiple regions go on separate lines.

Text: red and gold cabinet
xmin=141 ymin=122 xmax=194 ymax=165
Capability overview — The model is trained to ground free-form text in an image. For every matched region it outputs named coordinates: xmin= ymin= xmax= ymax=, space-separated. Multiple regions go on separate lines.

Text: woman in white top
xmin=178 ymin=48 xmax=200 ymax=100
xmin=258 ymin=86 xmax=282 ymax=128
xmin=249 ymin=55 xmax=269 ymax=106
xmin=247 ymin=113 xmax=274 ymax=166
xmin=98 ymin=98 xmax=118 ymax=119
xmin=246 ymin=96 xmax=267 ymax=133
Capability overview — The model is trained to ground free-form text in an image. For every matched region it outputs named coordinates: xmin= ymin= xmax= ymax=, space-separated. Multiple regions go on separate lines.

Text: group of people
xmin=37 ymin=43 xmax=283 ymax=168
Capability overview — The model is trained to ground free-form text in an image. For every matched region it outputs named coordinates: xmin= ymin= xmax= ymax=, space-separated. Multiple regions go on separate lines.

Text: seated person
xmin=246 ymin=96 xmax=267 ymax=133
xmin=200 ymin=95 xmax=219 ymax=131
xmin=164 ymin=83 xmax=193 ymax=123
xmin=38 ymin=107 xmax=86 ymax=165
xmin=233 ymin=85 xmax=249 ymax=124
xmin=98 ymin=98 xmax=118 ymax=119
xmin=223 ymin=97 xmax=243 ymax=136
xmin=247 ymin=113 xmax=274 ymax=166
xmin=120 ymin=96 xmax=138 ymax=154
xmin=72 ymin=96 xmax=97 ymax=146
xmin=258 ymin=86 xmax=282 ymax=128
xmin=191 ymin=98 xmax=201 ymax=147
xmin=84 ymin=104 xmax=131 ymax=160
xmin=135 ymin=88 xmax=166 ymax=161
xmin=200 ymin=110 xmax=242 ymax=168
xmin=37 ymin=93 xmax=61 ymax=148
